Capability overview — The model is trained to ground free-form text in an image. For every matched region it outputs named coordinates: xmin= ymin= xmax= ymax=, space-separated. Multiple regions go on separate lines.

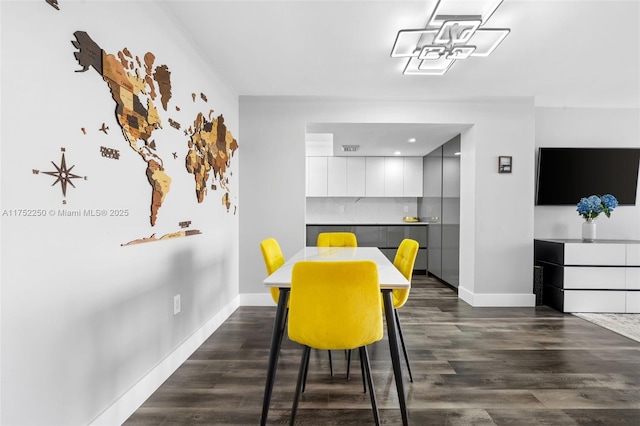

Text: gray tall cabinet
xmin=420 ymin=136 xmax=460 ymax=287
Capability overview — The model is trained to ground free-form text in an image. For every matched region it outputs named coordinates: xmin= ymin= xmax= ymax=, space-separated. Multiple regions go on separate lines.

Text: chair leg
xmin=359 ymin=351 xmax=367 ymax=393
xmin=394 ymin=308 xmax=414 ymax=382
xmin=291 ymin=346 xmax=311 ymax=426
xmin=302 ymin=349 xmax=332 ymax=392
xmin=346 ymin=349 xmax=367 ymax=393
xmin=302 ymin=348 xmax=310 ymax=393
xmin=279 ymin=308 xmax=289 ymax=347
xmin=360 ymin=346 xmax=379 ymax=426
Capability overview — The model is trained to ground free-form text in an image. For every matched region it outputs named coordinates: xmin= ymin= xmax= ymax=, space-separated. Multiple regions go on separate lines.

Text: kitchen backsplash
xmin=306 ymin=197 xmax=418 ymax=223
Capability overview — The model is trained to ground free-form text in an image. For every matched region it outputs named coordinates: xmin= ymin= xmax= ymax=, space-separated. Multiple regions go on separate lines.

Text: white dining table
xmin=260 ymin=246 xmax=410 ymax=425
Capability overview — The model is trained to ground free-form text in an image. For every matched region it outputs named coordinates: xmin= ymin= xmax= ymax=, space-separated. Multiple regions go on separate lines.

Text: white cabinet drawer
xmin=564 ymin=243 xmax=627 ymax=266
xmin=627 ymin=244 xmax=640 ymax=266
xmin=626 ymin=268 xmax=640 ymax=289
xmin=564 ymin=290 xmax=626 ymax=313
xmin=626 ymin=291 xmax=640 ymax=313
xmin=563 ymin=267 xmax=626 ymax=289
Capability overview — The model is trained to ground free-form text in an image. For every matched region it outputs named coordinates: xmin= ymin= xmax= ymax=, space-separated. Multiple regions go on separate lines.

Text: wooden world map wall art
xmin=59 ymin=30 xmax=238 ymax=246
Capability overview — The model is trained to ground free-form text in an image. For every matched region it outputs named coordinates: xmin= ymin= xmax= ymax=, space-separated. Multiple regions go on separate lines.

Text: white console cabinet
xmin=534 ymin=239 xmax=640 ymax=313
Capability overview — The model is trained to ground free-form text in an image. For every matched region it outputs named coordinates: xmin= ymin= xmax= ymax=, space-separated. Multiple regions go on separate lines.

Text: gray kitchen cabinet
xmin=420 ymin=135 xmax=460 ymax=287
xmin=306 ymin=223 xmax=428 ymax=273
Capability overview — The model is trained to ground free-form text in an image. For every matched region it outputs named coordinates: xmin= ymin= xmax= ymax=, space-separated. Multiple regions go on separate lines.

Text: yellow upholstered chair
xmin=391 ymin=238 xmax=419 ymax=382
xmin=261 ymin=237 xmax=335 ymax=379
xmin=259 ymin=237 xmax=286 ymax=305
xmin=288 ymin=260 xmax=383 ymax=425
xmin=260 ymin=237 xmax=289 ymax=349
xmin=316 ymin=231 xmax=358 ymax=375
xmin=316 ymin=232 xmax=358 ymax=247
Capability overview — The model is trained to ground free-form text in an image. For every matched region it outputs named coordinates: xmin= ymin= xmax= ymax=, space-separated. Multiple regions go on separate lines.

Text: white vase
xmin=582 ymin=219 xmax=596 ymax=242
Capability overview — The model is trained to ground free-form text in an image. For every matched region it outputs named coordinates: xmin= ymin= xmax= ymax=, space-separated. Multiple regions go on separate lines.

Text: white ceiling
xmin=305 ymin=122 xmax=467 ymax=156
xmin=164 ymin=0 xmax=640 ymax=155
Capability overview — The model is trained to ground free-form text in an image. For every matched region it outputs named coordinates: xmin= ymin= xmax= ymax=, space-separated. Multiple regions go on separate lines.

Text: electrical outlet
xmin=339 ymin=205 xmax=345 ymax=213
xmin=173 ymin=294 xmax=181 ymax=315
xmin=403 ymin=205 xmax=409 ymax=213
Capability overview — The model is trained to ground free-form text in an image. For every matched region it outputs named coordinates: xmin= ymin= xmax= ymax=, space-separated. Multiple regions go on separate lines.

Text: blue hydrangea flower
xmin=576 ymin=198 xmax=591 ymax=216
xmin=576 ymin=194 xmax=618 ymax=220
xmin=600 ymin=194 xmax=618 ymax=217
xmin=587 ymin=195 xmax=603 ymax=211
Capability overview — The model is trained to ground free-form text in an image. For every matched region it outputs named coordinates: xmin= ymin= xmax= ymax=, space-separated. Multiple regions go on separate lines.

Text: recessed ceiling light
xmin=408 ymin=138 xmax=416 ymax=143
xmin=394 ymin=151 xmax=402 ymax=156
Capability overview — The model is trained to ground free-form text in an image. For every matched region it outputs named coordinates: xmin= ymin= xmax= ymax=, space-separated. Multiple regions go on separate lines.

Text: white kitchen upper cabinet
xmin=306 ymin=156 xmax=328 ymax=196
xmin=384 ymin=157 xmax=404 ymax=197
xmin=365 ymin=157 xmax=385 ymax=196
xmin=308 ymin=155 xmax=424 ymax=198
xmin=346 ymin=157 xmax=366 ymax=196
xmin=403 ymin=157 xmax=423 ymax=196
xmin=327 ymin=157 xmax=347 ymax=196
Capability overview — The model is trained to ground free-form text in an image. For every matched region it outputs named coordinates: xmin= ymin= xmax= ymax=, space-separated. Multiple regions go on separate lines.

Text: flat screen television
xmin=535 ymin=148 xmax=640 ymax=205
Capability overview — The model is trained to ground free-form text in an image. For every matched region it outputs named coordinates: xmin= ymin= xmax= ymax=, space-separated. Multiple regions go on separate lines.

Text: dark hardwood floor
xmin=125 ymin=276 xmax=640 ymax=425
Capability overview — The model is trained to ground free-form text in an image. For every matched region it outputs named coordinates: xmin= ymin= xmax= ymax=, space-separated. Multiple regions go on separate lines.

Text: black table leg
xmin=260 ymin=288 xmax=289 ymax=426
xmin=382 ymin=289 xmax=408 ymax=425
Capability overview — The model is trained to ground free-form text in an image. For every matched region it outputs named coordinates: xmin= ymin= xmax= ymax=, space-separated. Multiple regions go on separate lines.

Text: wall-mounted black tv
xmin=535 ymin=148 xmax=640 ymax=205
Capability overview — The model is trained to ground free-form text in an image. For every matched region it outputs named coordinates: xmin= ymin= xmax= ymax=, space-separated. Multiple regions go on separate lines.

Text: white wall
xmin=239 ymin=97 xmax=536 ymax=307
xmin=534 ymin=107 xmax=640 ymax=240
xmin=1 ymin=2 xmax=239 ymax=425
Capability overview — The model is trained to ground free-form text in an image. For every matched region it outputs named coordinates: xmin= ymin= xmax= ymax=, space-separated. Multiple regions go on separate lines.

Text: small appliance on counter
xmin=402 ymin=216 xmax=420 ymax=223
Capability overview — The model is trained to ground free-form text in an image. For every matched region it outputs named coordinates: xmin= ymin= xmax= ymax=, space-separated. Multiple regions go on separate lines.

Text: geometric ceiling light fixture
xmin=391 ymin=0 xmax=510 ymax=75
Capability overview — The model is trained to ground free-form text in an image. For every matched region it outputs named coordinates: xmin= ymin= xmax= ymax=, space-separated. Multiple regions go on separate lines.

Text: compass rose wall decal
xmin=33 ymin=147 xmax=87 ymax=203
xmin=391 ymin=0 xmax=510 ymax=75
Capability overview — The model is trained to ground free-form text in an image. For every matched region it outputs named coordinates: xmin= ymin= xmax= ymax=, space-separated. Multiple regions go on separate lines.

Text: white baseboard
xmin=89 ymin=296 xmax=240 ymax=426
xmin=458 ymin=286 xmax=535 ymax=307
